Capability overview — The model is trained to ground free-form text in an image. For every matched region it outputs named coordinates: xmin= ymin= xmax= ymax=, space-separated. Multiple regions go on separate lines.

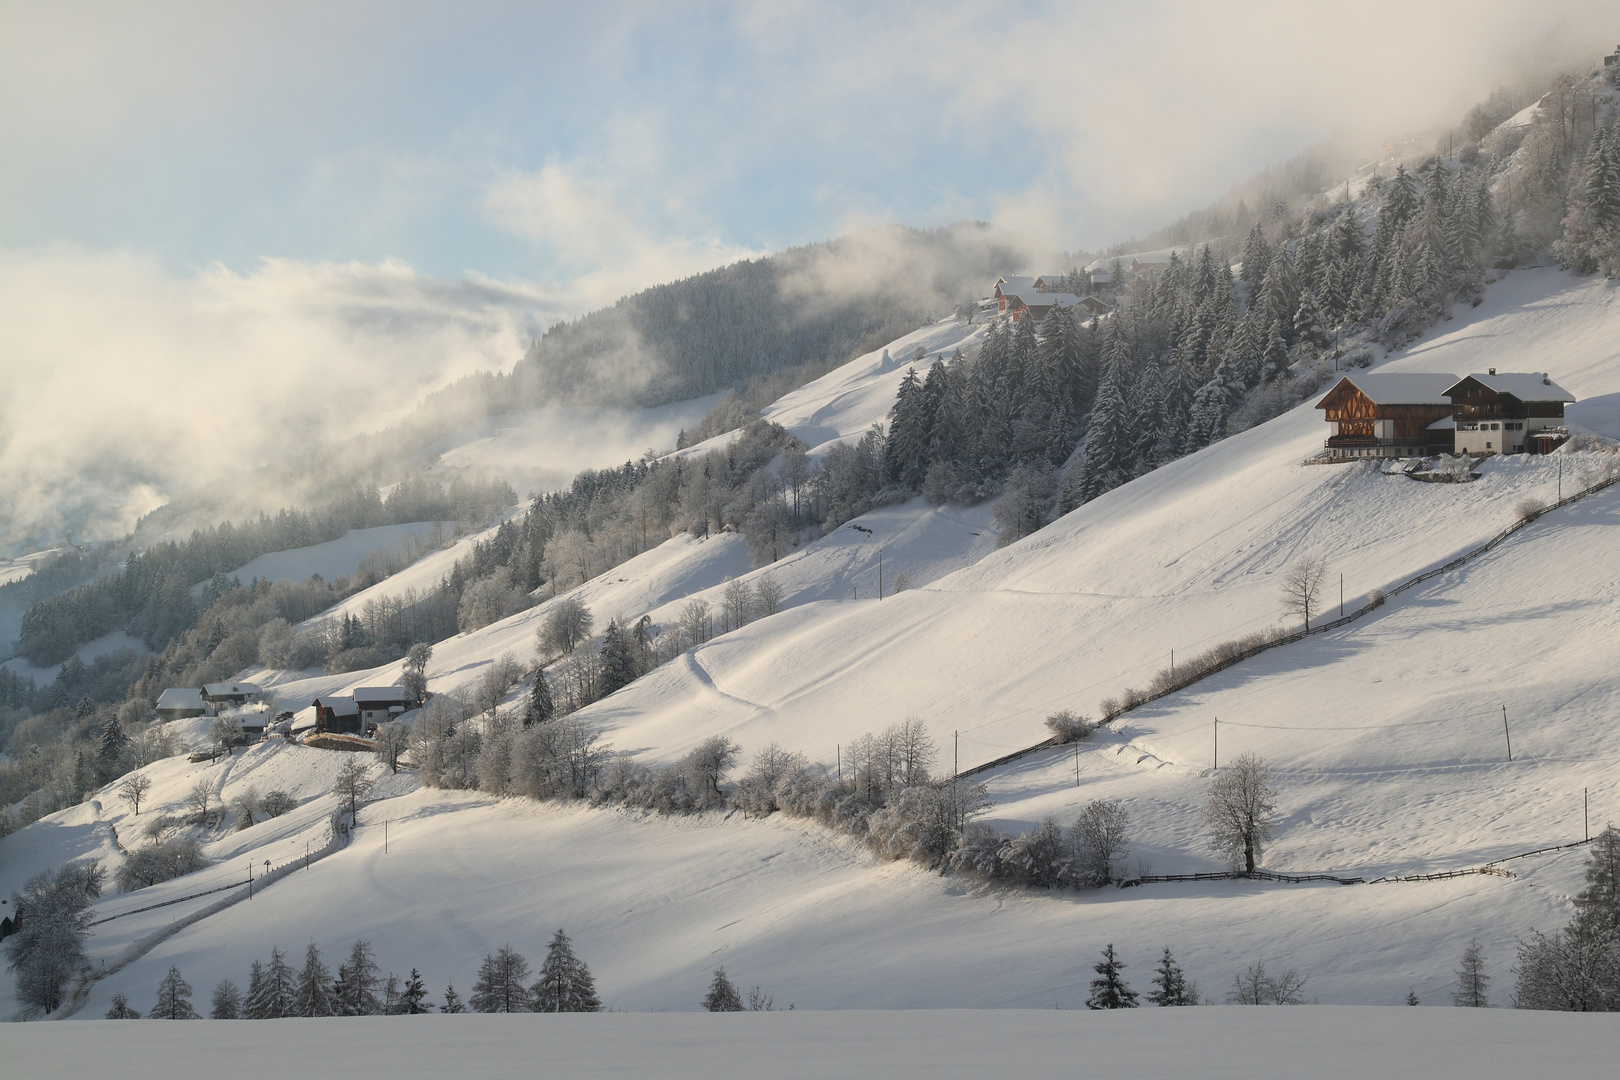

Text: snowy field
xmin=7 ymin=1009 xmax=1618 ymax=1079
xmin=209 ymin=521 xmax=447 ymax=589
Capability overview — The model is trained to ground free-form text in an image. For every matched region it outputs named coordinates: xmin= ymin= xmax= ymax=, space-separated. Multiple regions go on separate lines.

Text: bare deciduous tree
xmin=402 ymin=642 xmax=433 ymax=704
xmin=332 ymin=757 xmax=375 ymax=818
xmin=538 ymin=599 xmax=594 ymax=658
xmin=1203 ymin=752 xmax=1278 ymax=874
xmin=375 ymin=721 xmax=410 ymax=773
xmin=186 ymin=780 xmax=214 ymax=826
xmin=1280 ymin=555 xmax=1329 ymax=630
xmin=753 ymin=575 xmax=784 ymax=617
xmin=1073 ymin=799 xmax=1131 ymax=887
xmin=679 ymin=599 xmax=712 ymax=649
xmin=721 ymin=578 xmax=753 ymax=633
xmin=118 ymin=773 xmax=153 ymax=815
xmin=1226 ymin=960 xmax=1307 ymax=1004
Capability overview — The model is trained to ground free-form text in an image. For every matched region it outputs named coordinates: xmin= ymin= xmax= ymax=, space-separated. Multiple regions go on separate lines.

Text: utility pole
xmin=1558 ymin=455 xmax=1563 ymax=502
xmin=248 ymin=860 xmax=253 ymax=900
xmin=1340 ymin=574 xmax=1344 ymax=618
xmin=1585 ymin=787 xmax=1590 ymax=842
xmin=1502 ymin=704 xmax=1513 ymax=762
xmin=954 ymin=731 xmax=959 ymax=778
xmin=837 ymin=744 xmax=841 ymax=781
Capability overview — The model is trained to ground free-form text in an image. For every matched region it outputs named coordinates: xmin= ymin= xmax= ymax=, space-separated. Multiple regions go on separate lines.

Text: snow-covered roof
xmin=1031 ymin=275 xmax=1071 ymax=290
xmin=202 ymin=681 xmax=262 ymax=698
xmin=156 ymin=687 xmax=206 ymax=712
xmin=1426 ymin=415 xmax=1456 ymax=430
xmin=290 ymin=706 xmax=318 ymax=733
xmin=313 ymin=695 xmax=358 ymax=716
xmin=1000 ymin=290 xmax=1082 ymax=308
xmin=1326 ymin=373 xmax=1459 ymax=406
xmin=993 ymin=275 xmax=1037 ymax=295
xmin=1447 ymin=372 xmax=1575 ymax=403
xmin=1082 ymin=247 xmax=1188 ymax=273
xmin=353 ymin=686 xmax=412 ymax=705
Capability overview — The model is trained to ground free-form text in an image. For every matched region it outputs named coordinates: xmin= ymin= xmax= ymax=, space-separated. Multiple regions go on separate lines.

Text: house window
xmin=1486 ymin=442 xmax=1493 ymax=449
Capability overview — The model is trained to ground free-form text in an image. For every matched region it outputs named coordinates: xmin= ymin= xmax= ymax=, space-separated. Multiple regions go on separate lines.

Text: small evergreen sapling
xmin=702 ymin=967 xmax=744 ymax=1012
xmin=1146 ymin=946 xmax=1198 ymax=1006
xmin=398 ymin=969 xmax=434 ymax=1014
xmin=441 ymin=983 xmax=466 ymax=1013
xmin=1086 ymin=944 xmax=1138 ymax=1009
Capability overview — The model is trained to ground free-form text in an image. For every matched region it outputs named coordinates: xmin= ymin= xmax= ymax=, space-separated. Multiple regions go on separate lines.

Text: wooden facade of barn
xmin=1315 ymin=373 xmax=1458 ymax=459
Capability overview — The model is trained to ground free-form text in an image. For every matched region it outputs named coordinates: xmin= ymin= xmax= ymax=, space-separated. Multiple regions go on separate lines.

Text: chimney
xmin=1543 ymin=373 xmax=1550 ymax=385
xmin=1488 ymin=368 xmax=1496 ymax=376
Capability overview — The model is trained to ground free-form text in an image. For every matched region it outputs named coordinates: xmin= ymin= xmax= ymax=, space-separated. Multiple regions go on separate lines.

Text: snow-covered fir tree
xmin=531 ymin=929 xmax=602 ymax=1013
xmin=1087 ymin=944 xmax=1139 ymax=1009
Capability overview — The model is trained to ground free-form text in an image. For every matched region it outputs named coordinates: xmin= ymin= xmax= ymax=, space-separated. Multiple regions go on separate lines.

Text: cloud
xmin=482 ymin=116 xmax=761 ymax=303
xmin=0 ymin=247 xmax=560 ymax=551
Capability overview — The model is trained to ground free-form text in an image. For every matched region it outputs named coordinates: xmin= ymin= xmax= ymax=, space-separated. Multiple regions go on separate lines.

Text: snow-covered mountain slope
xmin=683 ymin=318 xmax=985 ymax=458
xmin=206 ymin=521 xmax=446 ymax=591
xmin=7 ymin=268 xmax=1620 ymax=1018
xmin=589 ymin=268 xmax=1620 ymax=771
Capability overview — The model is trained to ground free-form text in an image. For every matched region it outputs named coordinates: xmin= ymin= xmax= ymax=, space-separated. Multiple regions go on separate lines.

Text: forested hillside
xmin=507 ymin=224 xmax=1029 ymax=407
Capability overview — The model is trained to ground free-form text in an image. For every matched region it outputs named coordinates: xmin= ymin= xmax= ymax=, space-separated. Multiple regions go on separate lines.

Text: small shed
xmin=311 ymin=696 xmax=361 ymax=736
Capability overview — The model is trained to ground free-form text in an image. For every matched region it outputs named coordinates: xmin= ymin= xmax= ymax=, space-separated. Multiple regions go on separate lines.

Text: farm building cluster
xmin=1315 ymin=369 xmax=1575 ymax=460
xmin=154 ymin=679 xmax=417 ymax=744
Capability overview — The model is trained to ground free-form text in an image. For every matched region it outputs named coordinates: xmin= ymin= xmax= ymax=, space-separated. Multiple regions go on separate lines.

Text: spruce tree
xmin=150 ymin=965 xmax=199 ymax=1019
xmin=524 ymin=668 xmax=554 ymax=726
xmin=1260 ymin=318 xmax=1291 ymax=384
xmin=398 ymin=969 xmax=434 ymax=1014
xmin=293 ymin=941 xmax=336 ymax=1017
xmin=1086 ymin=944 xmax=1138 ymax=1009
xmin=98 ymin=716 xmax=128 ymax=780
xmin=703 ymin=967 xmax=744 ymax=1011
xmin=1240 ymin=223 xmax=1272 ymax=290
xmin=598 ymin=619 xmax=638 ymax=697
xmin=441 ymin=983 xmax=466 ymax=1013
xmin=1292 ymin=290 xmax=1330 ymax=354
xmin=885 ymin=366 xmax=932 ymax=489
xmin=1146 ymin=946 xmax=1194 ymax=1006
xmin=243 ymin=960 xmax=269 ymax=1019
xmin=531 ymin=929 xmax=603 ymax=1012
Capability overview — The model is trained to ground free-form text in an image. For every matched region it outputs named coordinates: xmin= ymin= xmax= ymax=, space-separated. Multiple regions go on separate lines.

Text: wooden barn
xmin=1315 ymin=372 xmax=1460 ymax=459
xmin=311 ymin=695 xmax=361 ymax=736
xmin=1444 ymin=370 xmax=1575 ymax=455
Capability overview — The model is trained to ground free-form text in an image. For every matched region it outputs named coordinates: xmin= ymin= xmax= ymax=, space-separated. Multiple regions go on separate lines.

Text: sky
xmin=0 ymin=0 xmax=1614 ymax=550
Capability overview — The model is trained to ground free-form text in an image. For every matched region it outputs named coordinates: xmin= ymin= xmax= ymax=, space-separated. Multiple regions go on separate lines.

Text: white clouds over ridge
xmin=0 ymin=248 xmax=553 ymax=549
